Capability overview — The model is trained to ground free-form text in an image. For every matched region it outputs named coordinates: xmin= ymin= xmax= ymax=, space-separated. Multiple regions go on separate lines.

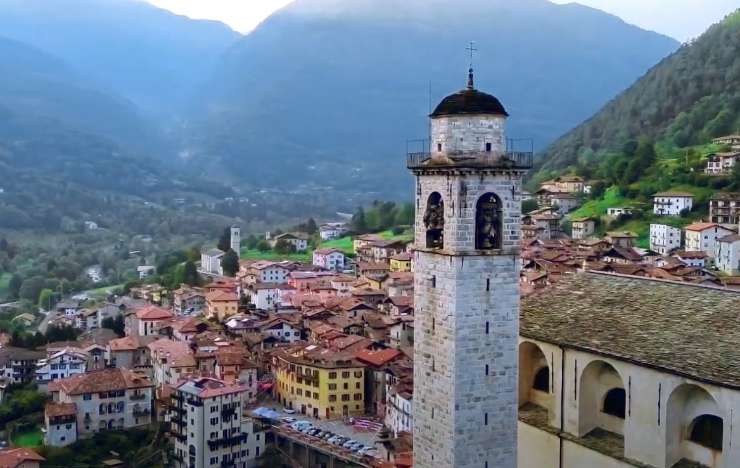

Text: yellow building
xmin=389 ymin=252 xmax=412 ymax=272
xmin=205 ymin=290 xmax=239 ymax=321
xmin=273 ymin=344 xmax=365 ymax=419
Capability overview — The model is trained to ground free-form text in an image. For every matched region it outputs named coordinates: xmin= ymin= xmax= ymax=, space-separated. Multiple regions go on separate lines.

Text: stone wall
xmin=431 ymin=114 xmax=506 ymax=155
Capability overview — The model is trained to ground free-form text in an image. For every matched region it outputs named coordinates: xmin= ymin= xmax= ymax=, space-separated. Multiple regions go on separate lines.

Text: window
xmin=342 ymin=371 xmax=350 ymax=378
xmin=424 ymin=192 xmax=444 ymax=249
xmin=485 ymin=142 xmax=492 ymax=152
xmin=342 ymin=394 xmax=350 ymax=401
xmin=329 ymin=395 xmax=337 ymax=402
xmin=603 ymin=388 xmax=626 ymax=419
xmin=475 ymin=193 xmax=503 ymax=250
xmin=328 ymin=384 xmax=336 ymax=390
xmin=437 ymin=143 xmax=442 ymax=152
xmin=354 ymin=393 xmax=362 ymax=401
xmin=328 ymin=372 xmax=337 ymax=379
xmin=689 ymin=415 xmax=723 ymax=451
xmin=354 ymin=371 xmax=362 ymax=378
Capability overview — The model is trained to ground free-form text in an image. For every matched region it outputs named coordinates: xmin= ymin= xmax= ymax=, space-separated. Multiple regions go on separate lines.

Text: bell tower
xmin=409 ymin=65 xmax=532 ymax=468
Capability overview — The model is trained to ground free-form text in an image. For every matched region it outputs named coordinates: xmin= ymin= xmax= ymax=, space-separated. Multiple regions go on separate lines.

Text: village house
xmin=248 ymin=283 xmax=293 ymax=310
xmin=35 ymin=348 xmax=88 ymax=391
xmin=127 ymin=305 xmax=174 ymax=337
xmin=242 ymin=260 xmax=292 ymax=285
xmin=353 ymin=234 xmax=383 ymax=253
xmin=136 ymin=265 xmax=156 ymax=279
xmin=606 ymin=231 xmax=638 ymax=249
xmin=147 ymin=338 xmax=196 ymax=390
xmin=389 ymin=252 xmax=412 ymax=272
xmin=319 ymin=222 xmax=349 ymax=240
xmin=273 ymin=344 xmax=366 ymax=419
xmin=673 ymin=250 xmax=709 ymax=268
xmin=270 ymin=232 xmax=309 ymax=251
xmin=549 ymin=192 xmax=580 ymax=214
xmin=709 ymin=192 xmax=740 ymax=225
xmin=650 ymin=223 xmax=682 ymax=255
xmin=606 ymin=207 xmax=633 ymax=218
xmin=713 ymin=133 xmax=740 ymax=150
xmin=518 ymin=272 xmax=740 ymax=468
xmin=540 ymin=175 xmax=585 ymax=193
xmin=570 ymin=217 xmax=595 ymax=240
xmin=684 ymin=222 xmax=735 ymax=258
xmin=46 ymin=368 xmax=153 ymax=446
xmin=312 ymin=248 xmax=347 ymax=271
xmin=107 ymin=335 xmax=150 ymax=370
xmin=385 ymin=377 xmax=413 ymax=437
xmin=258 ymin=316 xmax=302 ymax=343
xmin=205 ymin=290 xmax=239 ymax=321
xmin=716 ymin=234 xmax=740 ymax=275
xmin=0 ymin=347 xmax=45 ymax=384
xmin=653 ymin=191 xmax=694 ymax=216
xmin=169 ymin=377 xmax=264 ymax=468
xmin=532 ymin=213 xmax=563 ymax=240
xmin=172 ymin=285 xmax=206 ymax=315
xmin=704 ymin=152 xmax=739 ymax=175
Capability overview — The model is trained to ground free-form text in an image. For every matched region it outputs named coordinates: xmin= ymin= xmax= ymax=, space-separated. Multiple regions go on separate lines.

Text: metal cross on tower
xmin=466 ymin=41 xmax=478 ymax=89
xmin=466 ymin=41 xmax=478 ymax=68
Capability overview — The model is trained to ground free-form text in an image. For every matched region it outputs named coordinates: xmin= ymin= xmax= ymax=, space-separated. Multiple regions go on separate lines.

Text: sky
xmin=146 ymin=0 xmax=738 ymax=42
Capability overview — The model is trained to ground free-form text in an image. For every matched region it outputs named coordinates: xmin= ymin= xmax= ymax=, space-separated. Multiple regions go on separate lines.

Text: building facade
xmin=684 ymin=222 xmax=735 ymax=258
xmin=650 ymin=223 xmax=682 ymax=255
xmin=710 ymin=192 xmax=740 ymax=225
xmin=170 ymin=377 xmax=264 ymax=468
xmin=653 ymin=192 xmax=694 ymax=216
xmin=716 ymin=234 xmax=740 ymax=275
xmin=410 ymin=69 xmax=526 ymax=468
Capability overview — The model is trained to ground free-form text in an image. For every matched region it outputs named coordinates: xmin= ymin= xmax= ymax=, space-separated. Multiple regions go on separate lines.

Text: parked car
xmin=283 ymin=407 xmax=296 ymax=414
xmin=281 ymin=417 xmax=296 ymax=424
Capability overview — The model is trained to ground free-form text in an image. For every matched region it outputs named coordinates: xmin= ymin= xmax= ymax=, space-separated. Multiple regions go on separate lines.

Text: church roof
xmin=431 ymin=87 xmax=508 ymax=118
xmin=521 ymin=271 xmax=740 ymax=389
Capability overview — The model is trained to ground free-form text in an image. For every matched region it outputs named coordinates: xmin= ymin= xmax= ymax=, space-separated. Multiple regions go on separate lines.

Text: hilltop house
xmin=653 ymin=192 xmax=693 ymax=216
xmin=709 ymin=192 xmax=740 ymax=225
xmin=570 ymin=218 xmax=595 ymax=240
xmin=200 ymin=248 xmax=224 ymax=276
xmin=705 ymin=152 xmax=739 ymax=176
xmin=319 ymin=222 xmax=349 ymax=240
xmin=716 ymin=234 xmax=740 ymax=275
xmin=270 ymin=232 xmax=309 ymax=251
xmin=312 ymin=248 xmax=347 ymax=271
xmin=650 ymin=224 xmax=682 ymax=255
xmin=684 ymin=222 xmax=735 ymax=258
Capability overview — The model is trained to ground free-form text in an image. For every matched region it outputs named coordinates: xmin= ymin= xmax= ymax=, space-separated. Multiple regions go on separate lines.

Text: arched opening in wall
xmin=666 ymin=384 xmax=723 ymax=467
xmin=423 ymin=192 xmax=444 ymax=249
xmin=518 ymin=341 xmax=552 ymax=423
xmin=578 ymin=360 xmax=626 ymax=441
xmin=475 ymin=193 xmax=503 ymax=250
xmin=603 ymin=388 xmax=626 ymax=419
xmin=689 ymin=415 xmax=723 ymax=451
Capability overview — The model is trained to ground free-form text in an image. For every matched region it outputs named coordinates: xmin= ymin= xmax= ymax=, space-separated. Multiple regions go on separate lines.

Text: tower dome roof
xmin=431 ymin=88 xmax=509 ymax=118
xmin=431 ymin=67 xmax=508 ymax=118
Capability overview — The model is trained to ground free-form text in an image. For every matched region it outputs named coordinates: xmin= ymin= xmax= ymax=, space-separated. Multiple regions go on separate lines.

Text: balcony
xmin=207 ymin=434 xmax=247 ymax=450
xmin=133 ymin=407 xmax=150 ymax=417
xmin=130 ymin=393 xmax=148 ymax=401
xmin=406 ymin=151 xmax=533 ymax=170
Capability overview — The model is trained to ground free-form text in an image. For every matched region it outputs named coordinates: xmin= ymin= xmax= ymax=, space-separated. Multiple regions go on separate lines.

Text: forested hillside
xmin=537 ymin=9 xmax=740 ymax=177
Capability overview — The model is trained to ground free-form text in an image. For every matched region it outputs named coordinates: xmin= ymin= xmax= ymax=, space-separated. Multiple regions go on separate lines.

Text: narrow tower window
xmin=484 ymin=413 xmax=488 ymax=425
xmin=486 ymin=278 xmax=490 ymax=291
xmin=485 ymin=364 xmax=489 ymax=376
xmin=424 ymin=192 xmax=444 ymax=249
xmin=486 ymin=321 xmax=490 ymax=334
xmin=476 ymin=193 xmax=503 ymax=250
xmin=431 ymin=275 xmax=436 ymax=288
xmin=437 ymin=143 xmax=442 ymax=152
xmin=486 ymin=142 xmax=492 ymax=152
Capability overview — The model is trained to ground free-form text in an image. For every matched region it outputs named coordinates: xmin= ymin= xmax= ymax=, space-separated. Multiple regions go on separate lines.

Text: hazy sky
xmin=146 ymin=0 xmax=737 ymax=41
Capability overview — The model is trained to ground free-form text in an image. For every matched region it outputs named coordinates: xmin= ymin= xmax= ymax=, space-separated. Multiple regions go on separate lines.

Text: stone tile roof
xmin=45 ymin=402 xmax=77 ymax=418
xmin=521 ymin=272 xmax=740 ymax=388
xmin=0 ymin=448 xmax=44 ymax=467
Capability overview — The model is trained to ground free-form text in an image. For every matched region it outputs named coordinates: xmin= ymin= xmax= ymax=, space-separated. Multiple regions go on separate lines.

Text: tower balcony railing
xmin=406 ymin=151 xmax=533 ymax=169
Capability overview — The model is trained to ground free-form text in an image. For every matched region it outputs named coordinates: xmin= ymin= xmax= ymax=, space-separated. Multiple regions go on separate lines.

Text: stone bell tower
xmin=409 ymin=66 xmax=531 ymax=468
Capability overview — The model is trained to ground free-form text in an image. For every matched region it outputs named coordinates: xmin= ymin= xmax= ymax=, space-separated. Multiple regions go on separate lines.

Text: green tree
xmin=19 ymin=276 xmax=46 ymax=303
xmin=273 ymin=239 xmax=296 ymax=255
xmin=522 ymin=199 xmax=539 ymax=213
xmin=183 ymin=261 xmax=200 ymax=286
xmin=101 ymin=316 xmax=125 ymax=337
xmin=351 ymin=207 xmax=367 ymax=233
xmin=8 ymin=274 xmax=22 ymax=299
xmin=221 ymin=249 xmax=239 ymax=277
xmin=217 ymin=227 xmax=232 ymax=252
xmin=256 ymin=240 xmax=271 ymax=252
xmin=306 ymin=218 xmax=318 ymax=234
xmin=38 ymin=288 xmax=56 ymax=310
xmin=245 ymin=235 xmax=259 ymax=250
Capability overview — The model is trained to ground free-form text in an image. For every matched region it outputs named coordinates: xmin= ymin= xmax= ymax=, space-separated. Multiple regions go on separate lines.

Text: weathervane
xmin=466 ymin=41 xmax=478 ymax=89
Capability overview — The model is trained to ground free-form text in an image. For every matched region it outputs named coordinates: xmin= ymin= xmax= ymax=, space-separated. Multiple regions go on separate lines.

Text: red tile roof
xmin=45 ymin=402 xmax=76 ymax=418
xmin=206 ymin=290 xmax=238 ymax=302
xmin=685 ymin=222 xmax=718 ymax=232
xmin=355 ymin=348 xmax=402 ymax=367
xmin=48 ymin=368 xmax=152 ymax=395
xmin=0 ymin=448 xmax=45 ymax=467
xmin=135 ymin=304 xmax=173 ymax=321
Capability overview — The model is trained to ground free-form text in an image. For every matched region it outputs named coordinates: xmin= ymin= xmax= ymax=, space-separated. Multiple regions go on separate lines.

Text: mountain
xmin=183 ymin=0 xmax=678 ymax=199
xmin=0 ymin=36 xmax=158 ymax=150
xmin=537 ymin=9 xmax=740 ymax=176
xmin=0 ymin=0 xmax=240 ymax=115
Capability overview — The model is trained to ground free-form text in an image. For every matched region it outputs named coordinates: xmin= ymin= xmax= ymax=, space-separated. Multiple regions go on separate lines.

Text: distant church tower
xmin=409 ymin=64 xmax=531 ymax=468
xmin=230 ymin=226 xmax=241 ymax=258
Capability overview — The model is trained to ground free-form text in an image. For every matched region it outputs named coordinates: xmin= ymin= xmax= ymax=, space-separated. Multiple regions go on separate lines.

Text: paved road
xmin=265 ymin=404 xmax=380 ymax=446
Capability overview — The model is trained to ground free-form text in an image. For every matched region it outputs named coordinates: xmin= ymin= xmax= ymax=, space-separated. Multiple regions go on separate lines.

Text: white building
xmin=312 ymin=248 xmax=347 ymax=271
xmin=170 ymin=377 xmax=264 ymax=468
xmin=650 ymin=223 xmax=682 ymax=255
xmin=715 ymin=234 xmax=740 ymax=275
xmin=249 ymin=283 xmax=292 ymax=310
xmin=673 ymin=250 xmax=708 ymax=268
xmin=137 ymin=265 xmax=155 ymax=279
xmin=684 ymin=222 xmax=735 ymax=258
xmin=385 ymin=381 xmax=413 ymax=437
xmin=653 ymin=192 xmax=694 ymax=216
xmin=319 ymin=222 xmax=349 ymax=241
xmin=133 ymin=304 xmax=174 ymax=337
xmin=705 ymin=152 xmax=739 ymax=176
xmin=46 ymin=368 xmax=154 ymax=445
xmin=606 ymin=207 xmax=633 ymax=218
xmin=247 ymin=261 xmax=292 ymax=284
xmin=36 ymin=348 xmax=88 ymax=390
xmin=519 ymin=272 xmax=740 ymax=468
xmin=200 ymin=248 xmax=225 ymax=276
xmin=258 ymin=317 xmax=302 ymax=343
